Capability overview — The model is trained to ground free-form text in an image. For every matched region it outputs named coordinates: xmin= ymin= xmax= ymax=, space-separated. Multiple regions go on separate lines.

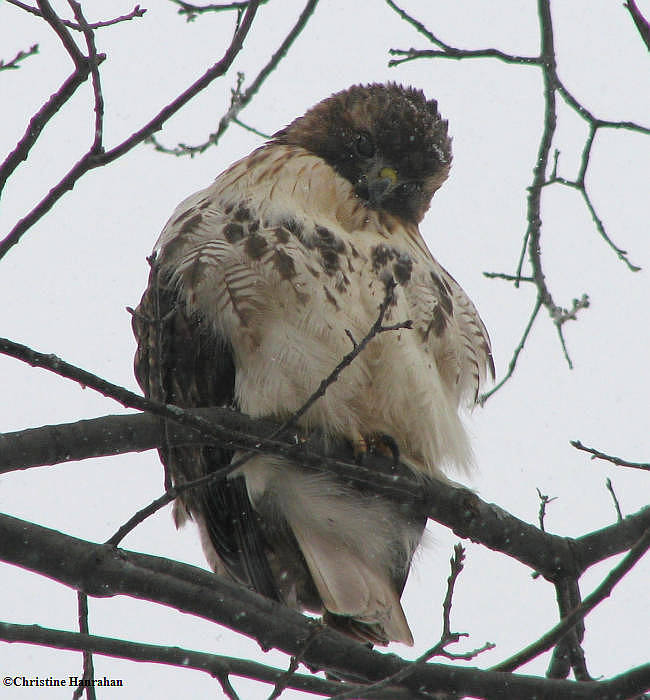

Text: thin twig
xmin=606 ymin=479 xmax=623 ymax=523
xmin=536 ymin=488 xmax=558 ymax=532
xmin=106 ymin=490 xmax=179 ymax=546
xmin=580 ymin=187 xmax=640 ymax=272
xmin=0 ymin=44 xmax=39 ymax=71
xmin=275 ymin=279 xmax=411 ymax=435
xmin=433 ymin=544 xmax=494 ymax=662
xmin=0 ymin=2 xmax=100 ymax=198
xmin=479 ymin=294 xmax=542 ymax=404
xmin=71 ymin=593 xmax=96 ymax=700
xmin=6 ymin=1 xmax=146 ymax=30
xmin=384 ymin=0 xmax=441 ymax=46
xmin=172 ymin=0 xmax=269 ymax=21
xmin=388 ymin=47 xmax=540 ymax=67
xmin=149 ymin=0 xmax=318 ymax=156
xmin=232 ymin=116 xmax=272 ymax=139
xmin=555 ymin=78 xmax=650 ymax=136
xmin=545 ymin=130 xmax=641 ymax=273
xmin=266 ymin=624 xmax=323 ymax=700
xmin=385 ymin=0 xmax=539 ymax=66
xmin=442 ymin=544 xmax=465 ymax=641
xmin=69 ymin=1 xmax=105 ymax=154
xmin=570 ymin=440 xmax=650 ymax=471
xmin=483 ymin=271 xmax=534 ymax=284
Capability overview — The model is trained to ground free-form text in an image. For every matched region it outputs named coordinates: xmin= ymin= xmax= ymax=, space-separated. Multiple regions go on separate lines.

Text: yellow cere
xmin=379 ymin=167 xmax=398 ymax=183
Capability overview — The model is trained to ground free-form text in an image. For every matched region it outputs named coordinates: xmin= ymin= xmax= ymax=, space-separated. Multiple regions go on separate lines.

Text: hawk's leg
xmin=349 ymin=431 xmax=400 ymax=466
xmin=350 ymin=429 xmax=369 ymax=464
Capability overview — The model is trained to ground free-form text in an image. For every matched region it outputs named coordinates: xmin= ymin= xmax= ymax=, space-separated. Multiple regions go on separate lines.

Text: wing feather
xmin=132 ymin=258 xmax=278 ymax=598
xmin=421 ymin=261 xmax=494 ymax=404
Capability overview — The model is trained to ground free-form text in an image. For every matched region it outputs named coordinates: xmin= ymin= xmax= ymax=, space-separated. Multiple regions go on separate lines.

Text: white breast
xmin=157 ymin=145 xmax=487 ymax=476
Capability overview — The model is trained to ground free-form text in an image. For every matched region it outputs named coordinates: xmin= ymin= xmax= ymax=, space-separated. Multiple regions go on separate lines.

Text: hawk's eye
xmin=355 ymin=133 xmax=375 ymax=158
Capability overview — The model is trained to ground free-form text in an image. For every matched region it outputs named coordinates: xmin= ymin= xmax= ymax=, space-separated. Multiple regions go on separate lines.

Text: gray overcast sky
xmin=1 ymin=1 xmax=648 ymax=698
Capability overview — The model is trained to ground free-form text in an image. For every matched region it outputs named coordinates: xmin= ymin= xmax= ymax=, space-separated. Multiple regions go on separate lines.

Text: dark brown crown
xmin=274 ymin=83 xmax=452 ymax=223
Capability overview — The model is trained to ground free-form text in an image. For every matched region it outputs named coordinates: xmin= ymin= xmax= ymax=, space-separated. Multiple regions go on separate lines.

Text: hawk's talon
xmin=375 ymin=433 xmax=400 ymax=466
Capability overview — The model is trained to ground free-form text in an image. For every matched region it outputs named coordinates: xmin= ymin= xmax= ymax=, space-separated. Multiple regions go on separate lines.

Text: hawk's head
xmin=274 ymin=83 xmax=452 ymax=224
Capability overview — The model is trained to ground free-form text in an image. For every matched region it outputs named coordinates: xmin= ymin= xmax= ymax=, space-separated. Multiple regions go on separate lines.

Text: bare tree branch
xmin=265 ymin=625 xmax=323 ymax=700
xmin=387 ymin=1 xmax=649 ymax=400
xmin=492 ymin=528 xmax=650 ymax=673
xmin=1 ymin=513 xmax=648 ymax=700
xmin=385 ymin=0 xmax=539 ymax=65
xmin=171 ymin=0 xmax=270 ymax=22
xmin=0 ymin=43 xmax=39 ymax=71
xmin=3 ymin=3 xmax=648 ymax=694
xmin=36 ymin=0 xmax=86 ymax=64
xmin=624 ymin=0 xmax=650 ymax=50
xmin=606 ymin=478 xmax=624 ymax=523
xmin=1 ymin=331 xmax=649 ymax=587
xmin=0 ymin=622 xmax=369 ymax=698
xmin=430 ymin=544 xmax=494 ymax=662
xmin=483 ymin=271 xmax=535 ymax=284
xmin=0 ymin=0 xmax=261 ymax=260
xmin=547 ymin=578 xmax=590 ymax=681
xmin=518 ymin=0 xmax=583 ymax=372
xmin=546 ymin=134 xmax=642 ymax=273
xmin=479 ymin=294 xmax=542 ymax=404
xmin=69 ymin=0 xmax=105 ymax=154
xmin=0 ymin=35 xmax=100 ymax=196
xmin=231 ymin=116 xmax=272 ymax=139
xmin=72 ymin=592 xmax=96 ymax=700
xmin=6 ymin=1 xmax=146 ymax=30
xmin=0 ymin=407 xmax=287 ymax=474
xmin=571 ymin=440 xmax=650 ymax=471
xmin=536 ymin=488 xmax=558 ymax=532
xmin=274 ymin=278 xmax=411 ymax=435
xmin=388 ymin=46 xmax=539 ymax=66
xmin=149 ymin=0 xmax=319 ymax=156
xmin=1 ymin=408 xmax=648 ymax=584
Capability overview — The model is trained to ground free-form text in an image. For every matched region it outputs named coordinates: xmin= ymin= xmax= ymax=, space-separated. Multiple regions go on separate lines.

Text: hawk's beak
xmin=357 ymin=166 xmax=398 ymax=207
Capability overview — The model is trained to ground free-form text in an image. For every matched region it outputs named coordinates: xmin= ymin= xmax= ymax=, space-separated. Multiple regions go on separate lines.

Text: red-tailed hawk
xmin=133 ymin=83 xmax=493 ymax=646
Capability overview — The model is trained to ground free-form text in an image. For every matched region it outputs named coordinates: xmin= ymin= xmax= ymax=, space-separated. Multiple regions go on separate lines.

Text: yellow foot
xmin=349 ymin=432 xmax=400 ymax=466
xmin=350 ymin=430 xmax=368 ymax=464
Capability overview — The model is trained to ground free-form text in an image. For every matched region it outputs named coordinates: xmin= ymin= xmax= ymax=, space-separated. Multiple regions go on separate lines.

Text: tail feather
xmin=292 ymin=528 xmax=414 ymax=646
